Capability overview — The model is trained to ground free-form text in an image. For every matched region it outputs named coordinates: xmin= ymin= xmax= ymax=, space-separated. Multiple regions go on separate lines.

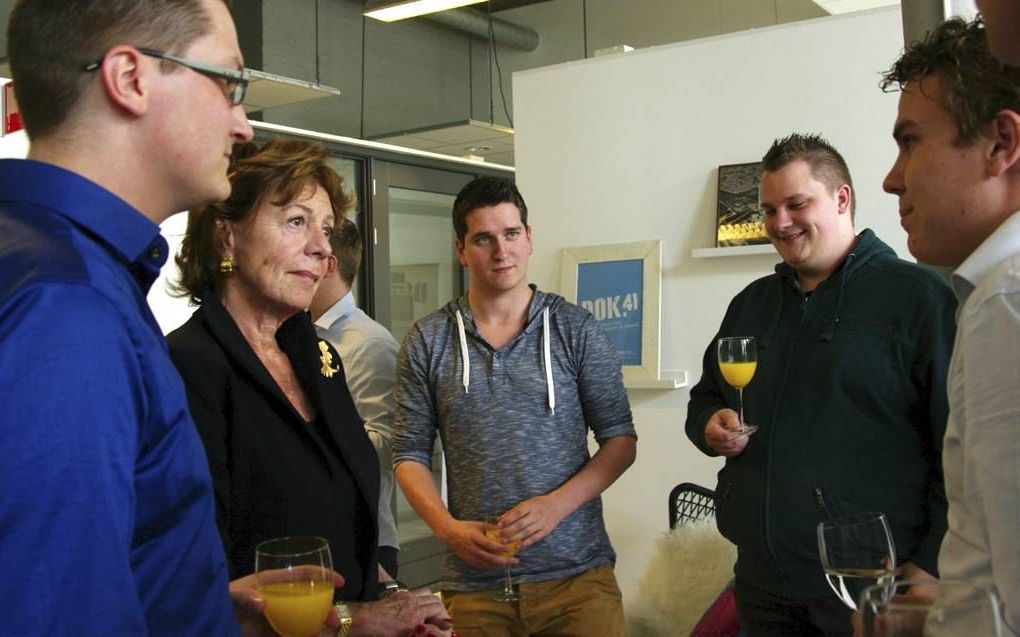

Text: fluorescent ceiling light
xmin=365 ymin=0 xmax=488 ymax=22
xmin=812 ymin=0 xmax=899 ymax=14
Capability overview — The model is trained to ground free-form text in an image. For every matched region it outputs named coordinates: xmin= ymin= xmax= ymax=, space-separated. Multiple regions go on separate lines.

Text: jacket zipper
xmin=762 ymin=283 xmax=816 ymax=591
xmin=814 ymin=487 xmax=835 ymax=522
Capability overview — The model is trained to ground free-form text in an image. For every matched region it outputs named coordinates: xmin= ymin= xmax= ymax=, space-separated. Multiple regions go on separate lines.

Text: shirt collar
xmin=951 ymin=209 xmax=1020 ymax=305
xmin=314 ymin=289 xmax=357 ymax=330
xmin=0 ymin=159 xmax=168 ymax=283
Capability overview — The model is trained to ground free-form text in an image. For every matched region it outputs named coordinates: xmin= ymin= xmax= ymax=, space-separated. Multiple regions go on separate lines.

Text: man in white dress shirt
xmin=881 ymin=16 xmax=1020 ymax=635
xmin=311 ymin=218 xmax=402 ymax=578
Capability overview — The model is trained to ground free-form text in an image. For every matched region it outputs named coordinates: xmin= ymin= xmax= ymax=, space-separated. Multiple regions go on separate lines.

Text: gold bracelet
xmin=334 ymin=601 xmax=354 ymax=637
xmin=379 ymin=579 xmax=410 ymax=599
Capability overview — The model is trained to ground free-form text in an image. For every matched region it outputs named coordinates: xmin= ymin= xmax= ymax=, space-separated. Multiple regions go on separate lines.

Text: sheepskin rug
xmin=627 ymin=520 xmax=737 ymax=636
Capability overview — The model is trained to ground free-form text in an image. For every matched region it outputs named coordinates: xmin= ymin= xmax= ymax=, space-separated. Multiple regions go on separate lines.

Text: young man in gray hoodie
xmin=393 ymin=177 xmax=637 ymax=635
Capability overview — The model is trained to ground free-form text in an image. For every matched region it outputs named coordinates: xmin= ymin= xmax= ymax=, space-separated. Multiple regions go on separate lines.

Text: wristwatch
xmin=379 ymin=579 xmax=410 ymax=599
xmin=333 ymin=601 xmax=354 ymax=637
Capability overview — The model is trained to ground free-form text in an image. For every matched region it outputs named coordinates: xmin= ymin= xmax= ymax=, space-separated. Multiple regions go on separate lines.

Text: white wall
xmin=148 ymin=212 xmax=193 ymax=334
xmin=0 ymin=128 xmax=28 ymax=158
xmin=513 ymin=6 xmax=909 ymax=611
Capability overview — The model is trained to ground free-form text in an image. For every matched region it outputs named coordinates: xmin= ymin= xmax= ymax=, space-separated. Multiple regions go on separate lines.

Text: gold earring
xmin=219 ymin=256 xmax=235 ymax=275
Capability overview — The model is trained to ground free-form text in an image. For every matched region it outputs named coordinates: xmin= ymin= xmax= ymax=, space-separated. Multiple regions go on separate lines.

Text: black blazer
xmin=167 ymin=297 xmax=380 ymax=601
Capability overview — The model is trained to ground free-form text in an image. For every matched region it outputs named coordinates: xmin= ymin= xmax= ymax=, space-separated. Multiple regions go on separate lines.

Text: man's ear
xmin=98 ymin=45 xmax=151 ymax=117
xmin=836 ymin=184 xmax=853 ymax=215
xmin=987 ymin=109 xmax=1020 ymax=178
xmin=324 ymin=254 xmax=337 ymax=277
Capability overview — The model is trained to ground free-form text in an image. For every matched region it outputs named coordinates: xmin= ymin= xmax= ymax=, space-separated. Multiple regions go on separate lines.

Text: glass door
xmin=369 ymin=160 xmax=474 ymax=587
xmin=385 ymin=187 xmax=459 ymax=344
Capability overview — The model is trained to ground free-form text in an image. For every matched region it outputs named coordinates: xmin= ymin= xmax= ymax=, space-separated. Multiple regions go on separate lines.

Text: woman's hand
xmin=348 ymin=588 xmax=454 ymax=635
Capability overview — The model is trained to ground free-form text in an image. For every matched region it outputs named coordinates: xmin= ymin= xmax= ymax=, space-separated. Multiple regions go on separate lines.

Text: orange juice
xmin=259 ymin=580 xmax=333 ymax=637
xmin=486 ymin=528 xmax=520 ymax=557
xmin=720 ymin=361 xmax=756 ymax=389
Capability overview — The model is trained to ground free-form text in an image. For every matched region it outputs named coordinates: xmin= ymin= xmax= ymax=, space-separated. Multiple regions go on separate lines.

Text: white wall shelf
xmin=624 ymin=370 xmax=688 ymax=390
xmin=245 ymin=70 xmax=341 ymax=113
xmin=692 ymin=244 xmax=776 ymax=258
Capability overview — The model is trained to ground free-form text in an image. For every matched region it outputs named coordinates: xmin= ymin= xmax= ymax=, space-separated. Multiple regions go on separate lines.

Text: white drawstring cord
xmin=455 ymin=310 xmax=470 ymax=393
xmin=543 ymin=307 xmax=555 ymax=414
xmin=456 ymin=305 xmax=554 ymax=412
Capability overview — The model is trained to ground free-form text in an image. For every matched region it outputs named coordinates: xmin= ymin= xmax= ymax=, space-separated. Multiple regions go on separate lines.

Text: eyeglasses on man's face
xmin=82 ymin=47 xmax=249 ymax=106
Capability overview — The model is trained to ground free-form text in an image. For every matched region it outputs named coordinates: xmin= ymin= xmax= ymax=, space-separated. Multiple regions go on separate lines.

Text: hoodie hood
xmin=442 ymin=284 xmax=564 ymax=413
xmin=442 ymin=284 xmax=565 ymax=328
xmin=774 ymin=228 xmax=891 ymax=285
xmin=770 ymin=228 xmax=895 ymax=342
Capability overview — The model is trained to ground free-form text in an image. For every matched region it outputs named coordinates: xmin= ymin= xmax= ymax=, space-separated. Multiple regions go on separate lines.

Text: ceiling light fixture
xmin=364 ymin=0 xmax=488 ymax=22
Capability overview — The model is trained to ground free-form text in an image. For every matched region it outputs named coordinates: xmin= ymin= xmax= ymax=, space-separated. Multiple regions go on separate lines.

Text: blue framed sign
xmin=576 ymin=259 xmax=644 ymax=365
xmin=561 ymin=240 xmax=661 ymax=384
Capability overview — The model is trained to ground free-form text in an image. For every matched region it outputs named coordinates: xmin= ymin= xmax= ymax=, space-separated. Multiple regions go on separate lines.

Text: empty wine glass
xmin=485 ymin=514 xmax=520 ymax=602
xmin=817 ymin=511 xmax=896 ymax=610
xmin=860 ymin=579 xmax=1004 ymax=636
xmin=255 ymin=536 xmax=334 ymax=637
xmin=717 ymin=336 xmax=759 ymax=437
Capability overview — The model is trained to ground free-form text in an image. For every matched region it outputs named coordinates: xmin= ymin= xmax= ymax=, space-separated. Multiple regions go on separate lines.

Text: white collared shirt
xmin=315 ymin=291 xmax=401 ymax=550
xmin=939 ymin=210 xmax=1020 ymax=636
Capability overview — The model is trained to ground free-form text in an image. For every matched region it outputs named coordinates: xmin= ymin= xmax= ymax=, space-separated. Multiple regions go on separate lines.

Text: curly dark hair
xmin=880 ymin=16 xmax=1020 ymax=143
xmin=172 ymin=138 xmax=355 ymax=305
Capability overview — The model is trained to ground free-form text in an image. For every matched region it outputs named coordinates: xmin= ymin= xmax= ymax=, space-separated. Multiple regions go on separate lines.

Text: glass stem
xmin=738 ymin=387 xmax=745 ymax=427
xmin=504 ymin=565 xmax=513 ymax=594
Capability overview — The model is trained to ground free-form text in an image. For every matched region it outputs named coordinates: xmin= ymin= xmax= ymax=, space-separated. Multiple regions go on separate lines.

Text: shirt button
xmin=148 ymin=246 xmax=162 ymax=260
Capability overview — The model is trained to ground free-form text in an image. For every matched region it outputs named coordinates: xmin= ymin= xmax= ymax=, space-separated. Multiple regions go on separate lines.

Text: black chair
xmin=669 ymin=482 xmax=716 ymax=529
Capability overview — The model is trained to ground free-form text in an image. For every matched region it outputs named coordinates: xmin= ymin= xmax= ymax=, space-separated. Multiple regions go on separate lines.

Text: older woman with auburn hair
xmin=168 ymin=138 xmax=451 ymax=636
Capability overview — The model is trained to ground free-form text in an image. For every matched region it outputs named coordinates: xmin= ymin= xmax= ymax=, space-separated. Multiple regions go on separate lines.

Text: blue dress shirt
xmin=0 ymin=159 xmax=238 ymax=635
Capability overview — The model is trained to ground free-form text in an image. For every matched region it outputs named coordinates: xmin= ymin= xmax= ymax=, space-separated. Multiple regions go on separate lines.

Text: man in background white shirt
xmin=311 ymin=218 xmax=402 ymax=579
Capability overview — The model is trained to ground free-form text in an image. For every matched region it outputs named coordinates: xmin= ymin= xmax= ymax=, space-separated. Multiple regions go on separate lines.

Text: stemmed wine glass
xmin=255 ymin=536 xmax=335 ymax=637
xmin=485 ymin=514 xmax=520 ymax=602
xmin=860 ymin=579 xmax=1004 ymax=636
xmin=817 ymin=512 xmax=896 ymax=610
xmin=717 ymin=336 xmax=759 ymax=436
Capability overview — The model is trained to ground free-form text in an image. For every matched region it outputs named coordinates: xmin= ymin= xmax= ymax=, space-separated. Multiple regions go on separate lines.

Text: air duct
xmin=423 ymin=8 xmax=539 ymax=51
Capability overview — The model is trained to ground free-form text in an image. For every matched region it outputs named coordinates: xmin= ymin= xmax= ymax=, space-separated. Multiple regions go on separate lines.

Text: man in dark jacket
xmin=686 ymin=133 xmax=956 ymax=636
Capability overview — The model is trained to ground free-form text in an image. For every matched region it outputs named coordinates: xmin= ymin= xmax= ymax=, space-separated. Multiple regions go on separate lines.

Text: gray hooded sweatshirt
xmin=393 ymin=286 xmax=636 ymax=591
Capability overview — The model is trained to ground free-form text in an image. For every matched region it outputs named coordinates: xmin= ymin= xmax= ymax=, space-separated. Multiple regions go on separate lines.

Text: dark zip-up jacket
xmin=685 ymin=229 xmax=956 ymax=600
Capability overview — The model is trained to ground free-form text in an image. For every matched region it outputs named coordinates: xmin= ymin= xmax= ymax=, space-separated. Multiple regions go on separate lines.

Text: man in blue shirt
xmin=0 ymin=1 xmax=257 ymax=633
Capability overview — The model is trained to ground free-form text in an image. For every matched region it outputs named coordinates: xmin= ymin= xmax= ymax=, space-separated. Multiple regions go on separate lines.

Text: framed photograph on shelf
xmin=716 ymin=162 xmax=769 ymax=247
xmin=560 ymin=240 xmax=661 ymax=384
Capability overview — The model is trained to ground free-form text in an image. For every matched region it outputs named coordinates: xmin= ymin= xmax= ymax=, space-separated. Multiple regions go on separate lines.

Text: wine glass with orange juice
xmin=717 ymin=336 xmax=759 ymax=437
xmin=255 ymin=536 xmax=334 ymax=637
xmin=485 ymin=514 xmax=520 ymax=602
